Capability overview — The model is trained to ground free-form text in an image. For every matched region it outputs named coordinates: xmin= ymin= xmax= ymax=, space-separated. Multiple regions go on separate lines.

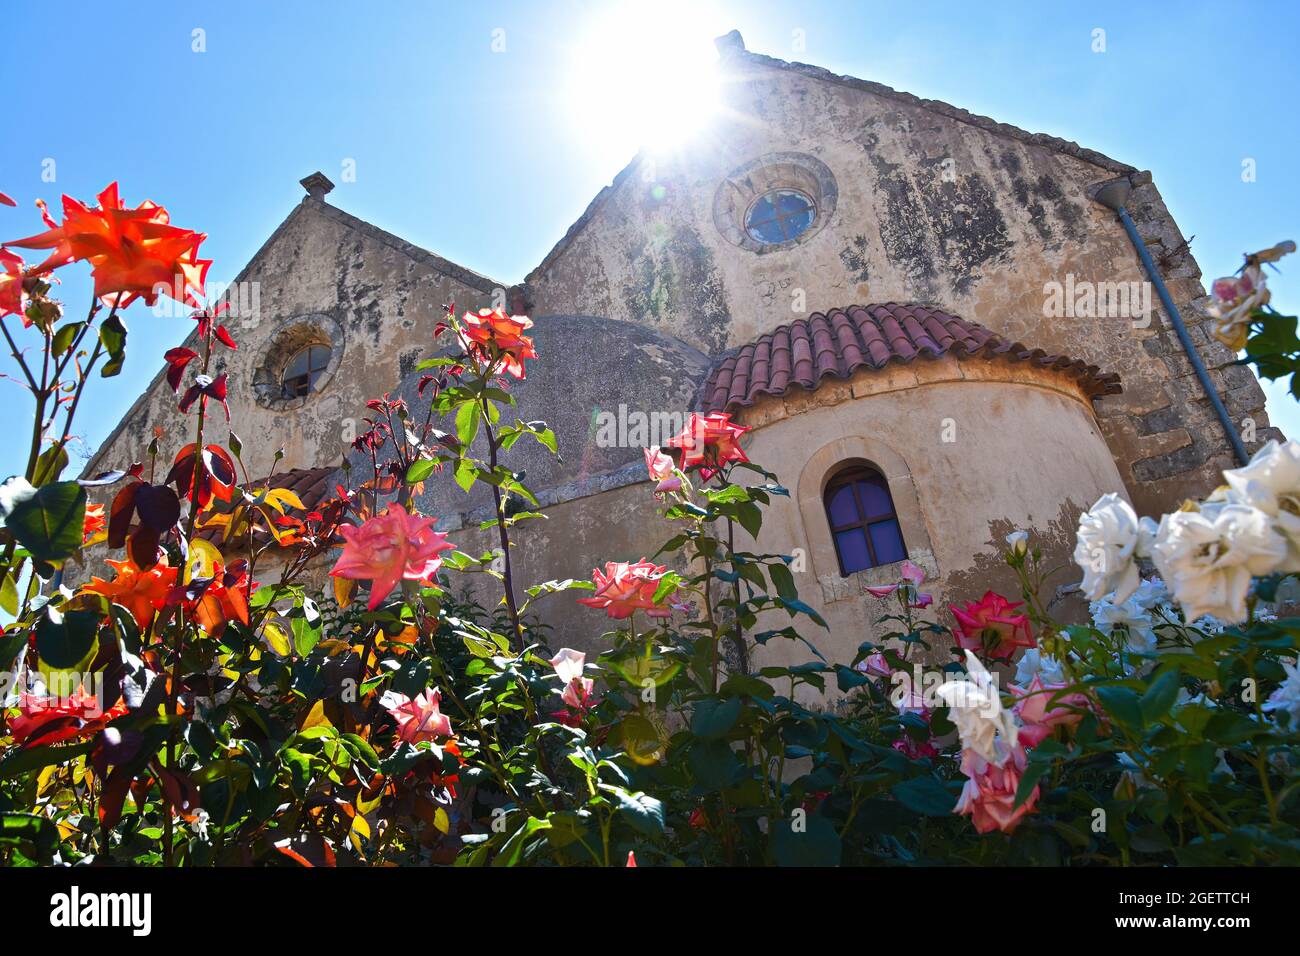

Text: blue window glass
xmin=868 ymin=519 xmax=907 ymax=565
xmin=745 ymin=189 xmax=816 ymax=245
xmin=834 ymin=529 xmax=870 ymax=572
xmin=823 ymin=466 xmax=908 ymax=576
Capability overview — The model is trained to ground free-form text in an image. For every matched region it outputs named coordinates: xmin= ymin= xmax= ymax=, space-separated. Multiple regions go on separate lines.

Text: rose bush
xmin=0 ymin=187 xmax=1296 ymax=866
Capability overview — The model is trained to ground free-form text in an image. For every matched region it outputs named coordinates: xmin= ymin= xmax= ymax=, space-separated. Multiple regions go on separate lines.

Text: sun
xmin=564 ymin=1 xmax=725 ymax=164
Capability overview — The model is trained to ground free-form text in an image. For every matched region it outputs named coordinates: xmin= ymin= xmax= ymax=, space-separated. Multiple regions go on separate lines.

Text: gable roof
xmin=526 ymin=30 xmax=1136 ymax=287
xmin=718 ymin=31 xmax=1134 ymax=176
xmin=699 ymin=303 xmax=1122 ymax=413
xmin=82 ymin=198 xmax=501 ymax=478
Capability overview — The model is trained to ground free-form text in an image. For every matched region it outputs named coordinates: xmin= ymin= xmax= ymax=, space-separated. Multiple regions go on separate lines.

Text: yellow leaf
xmin=262 ymin=620 xmax=292 ymax=656
xmin=434 ymin=806 xmax=450 ymax=834
xmin=186 ymin=538 xmax=225 ymax=584
xmin=37 ymin=765 xmax=58 ymax=796
xmin=263 ymin=488 xmax=306 ymax=514
xmin=357 ymin=789 xmax=384 ymax=816
xmin=351 ymin=811 xmax=372 ymax=841
xmin=300 ymin=699 xmax=333 ymax=732
xmin=333 ymin=575 xmax=357 ymax=609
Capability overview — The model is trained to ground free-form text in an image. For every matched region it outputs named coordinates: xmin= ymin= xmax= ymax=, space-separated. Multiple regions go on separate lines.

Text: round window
xmin=281 ymin=344 xmax=331 ymax=398
xmin=745 ymin=189 xmax=816 ymax=245
xmin=712 ymin=153 xmax=837 ymax=253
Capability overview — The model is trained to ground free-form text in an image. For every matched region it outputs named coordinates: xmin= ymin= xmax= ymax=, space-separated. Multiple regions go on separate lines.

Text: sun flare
xmin=565 ymin=2 xmax=724 ymax=162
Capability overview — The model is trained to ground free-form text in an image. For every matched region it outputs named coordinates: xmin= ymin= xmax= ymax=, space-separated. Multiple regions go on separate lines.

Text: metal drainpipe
xmin=1092 ymin=178 xmax=1249 ymax=466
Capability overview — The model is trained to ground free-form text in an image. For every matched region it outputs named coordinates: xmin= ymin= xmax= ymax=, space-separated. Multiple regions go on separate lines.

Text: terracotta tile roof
xmin=700 ymin=303 xmax=1122 ymax=413
xmin=196 ymin=465 xmax=338 ymax=547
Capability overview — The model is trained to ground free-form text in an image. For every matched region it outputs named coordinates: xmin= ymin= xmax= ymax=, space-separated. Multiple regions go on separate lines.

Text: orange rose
xmin=7 ymin=182 xmax=210 ymax=308
xmin=458 ymin=307 xmax=537 ymax=379
xmin=84 ymin=557 xmax=178 ymax=632
xmin=663 ymin=412 xmax=750 ymax=481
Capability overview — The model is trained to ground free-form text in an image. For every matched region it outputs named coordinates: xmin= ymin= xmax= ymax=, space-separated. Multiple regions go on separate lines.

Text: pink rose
xmin=901 ymin=560 xmax=926 ymax=586
xmin=330 ymin=503 xmax=455 ymax=610
xmin=954 ymin=746 xmax=1039 ymax=834
xmin=382 ymin=688 xmax=452 ymax=744
xmin=643 ymin=446 xmax=682 ymax=495
xmin=577 ymin=559 xmax=674 ymax=619
xmin=1011 ymin=676 xmax=1088 ymax=748
xmin=949 ymin=590 xmax=1035 ymax=661
xmin=857 ymin=652 xmax=891 ymax=678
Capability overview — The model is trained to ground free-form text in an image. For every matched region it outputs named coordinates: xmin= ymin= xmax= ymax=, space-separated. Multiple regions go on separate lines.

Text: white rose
xmin=1262 ymin=660 xmax=1300 ymax=728
xmin=1223 ymin=439 xmax=1300 ymax=571
xmin=935 ymin=651 xmax=1019 ymax=766
xmin=1130 ymin=576 xmax=1169 ymax=610
xmin=549 ymin=648 xmax=586 ymax=685
xmin=1013 ymin=647 xmax=1066 ymax=685
xmin=1091 ymin=593 xmax=1157 ymax=655
xmin=1150 ymin=503 xmax=1286 ymax=623
xmin=1074 ymin=493 xmax=1146 ymax=602
xmin=1005 ymin=530 xmax=1029 ymax=556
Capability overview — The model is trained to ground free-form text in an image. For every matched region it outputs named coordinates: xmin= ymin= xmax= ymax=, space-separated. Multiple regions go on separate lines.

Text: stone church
xmin=83 ymin=31 xmax=1277 ymax=668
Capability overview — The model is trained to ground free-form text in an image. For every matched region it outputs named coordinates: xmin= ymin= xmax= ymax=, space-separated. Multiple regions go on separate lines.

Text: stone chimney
xmin=299 ymin=171 xmax=335 ymax=202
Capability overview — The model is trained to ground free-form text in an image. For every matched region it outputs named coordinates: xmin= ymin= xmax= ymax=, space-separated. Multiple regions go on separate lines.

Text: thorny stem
xmin=479 ymin=390 xmax=523 ymax=652
xmin=164 ymin=316 xmax=214 ymax=865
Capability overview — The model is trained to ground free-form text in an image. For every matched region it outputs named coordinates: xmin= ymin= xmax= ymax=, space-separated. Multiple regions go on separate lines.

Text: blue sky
xmin=2 ymin=0 xmax=1297 ymax=482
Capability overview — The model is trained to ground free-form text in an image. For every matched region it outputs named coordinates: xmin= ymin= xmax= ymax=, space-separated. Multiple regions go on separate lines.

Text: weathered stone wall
xmin=82 ymin=199 xmax=499 ymax=484
xmin=523 ymin=39 xmax=1275 ymax=517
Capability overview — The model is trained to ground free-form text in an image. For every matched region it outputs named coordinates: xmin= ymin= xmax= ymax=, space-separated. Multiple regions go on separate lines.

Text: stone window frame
xmin=796 ymin=435 xmax=935 ymax=600
xmin=712 ymin=151 xmax=838 ymax=254
xmin=252 ymin=313 xmax=346 ymax=411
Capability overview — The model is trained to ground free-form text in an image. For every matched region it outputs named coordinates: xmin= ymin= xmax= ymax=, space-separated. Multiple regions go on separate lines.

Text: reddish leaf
xmin=163 ymin=347 xmax=198 ymax=392
xmin=107 ymin=482 xmax=140 ymax=549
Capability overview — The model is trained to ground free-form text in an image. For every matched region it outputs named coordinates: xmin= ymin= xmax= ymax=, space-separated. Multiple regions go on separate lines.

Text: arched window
xmin=281 ymin=344 xmax=331 ymax=398
xmin=823 ymin=465 xmax=907 ymax=575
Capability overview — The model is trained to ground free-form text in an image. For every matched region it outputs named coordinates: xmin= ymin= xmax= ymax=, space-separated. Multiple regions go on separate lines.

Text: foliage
xmin=0 ymin=188 xmax=1296 ymax=866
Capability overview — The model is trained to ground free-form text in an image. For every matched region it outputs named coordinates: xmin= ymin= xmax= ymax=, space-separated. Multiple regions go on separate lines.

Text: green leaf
xmin=406 ymin=458 xmax=437 ymax=484
xmin=455 ymin=401 xmax=481 ymax=448
xmin=687 ymin=739 xmax=742 ymax=790
xmin=690 ymin=696 xmax=742 ymax=739
xmin=770 ymin=813 xmax=842 ymax=866
xmin=891 ymin=776 xmax=957 ymax=816
xmin=0 ymin=573 xmax=18 ymax=618
xmin=34 ymin=608 xmax=99 ymax=672
xmin=0 ymin=812 xmax=58 ymax=860
xmin=340 ymin=733 xmax=381 ymax=771
xmin=0 ymin=740 xmax=95 ymax=779
xmin=453 ymin=458 xmax=479 ymax=494
xmin=492 ymin=816 xmax=551 ymax=867
xmin=0 ymin=479 xmax=87 ymax=566
xmin=31 ymin=446 xmax=69 ymax=487
xmin=768 ymin=560 xmax=798 ymax=600
xmin=735 ymin=502 xmax=762 ymax=538
xmin=1139 ymin=669 xmax=1182 ymax=725
xmin=600 ymin=785 xmax=664 ymax=837
xmin=99 ymin=312 xmax=128 ymax=377
xmin=835 ymin=664 xmax=869 ymax=692
xmin=0 ymin=627 xmax=24 ymax=668
xmin=1096 ymin=685 xmax=1144 ymax=732
xmin=51 ymin=321 xmax=85 ymax=356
